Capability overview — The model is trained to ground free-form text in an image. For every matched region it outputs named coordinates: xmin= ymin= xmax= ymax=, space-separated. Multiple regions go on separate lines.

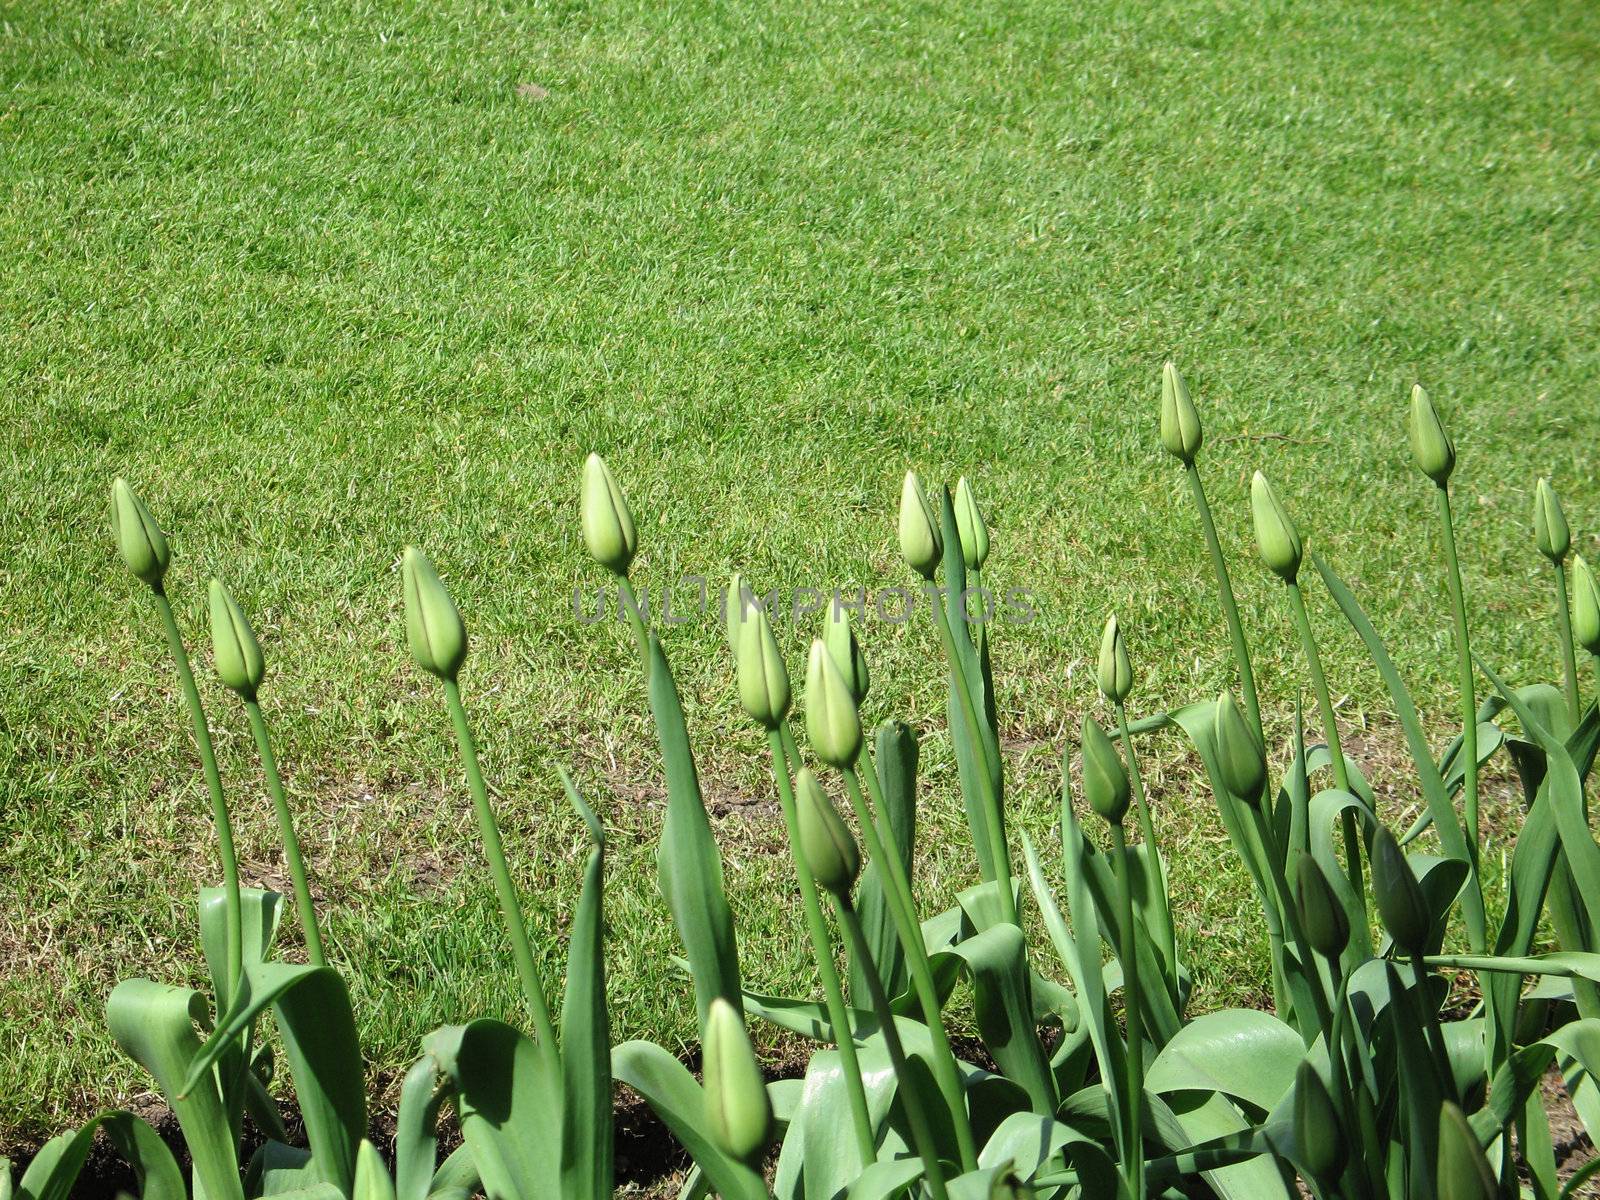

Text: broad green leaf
xmin=935 ymin=924 xmax=1055 ymax=1115
xmin=773 ymin=1047 xmax=898 ymax=1200
xmin=1146 ymin=1009 xmax=1301 ymax=1113
xmin=976 ymin=1111 xmax=1094 ymax=1178
xmin=852 ymin=722 xmax=918 ymax=1006
xmin=15 ymin=1112 xmax=184 ymax=1200
xmin=353 ymin=1141 xmax=396 ymax=1200
xmin=560 ymin=771 xmax=612 ymax=1200
xmin=611 ymin=1040 xmax=768 ymax=1200
xmin=395 ymin=1054 xmax=448 ymax=1200
xmin=106 ymin=979 xmax=244 ymax=1200
xmin=648 ymin=636 xmax=742 ymax=1024
xmin=425 ymin=1020 xmax=561 ymax=1200
xmin=246 ymin=1141 xmax=315 ymax=1196
xmin=844 ymin=1158 xmax=925 ymax=1200
xmin=183 ymin=959 xmax=364 ymax=1194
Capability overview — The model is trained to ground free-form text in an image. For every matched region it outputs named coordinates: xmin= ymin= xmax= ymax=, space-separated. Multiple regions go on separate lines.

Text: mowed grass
xmin=2 ymin=0 xmax=1598 ymax=1145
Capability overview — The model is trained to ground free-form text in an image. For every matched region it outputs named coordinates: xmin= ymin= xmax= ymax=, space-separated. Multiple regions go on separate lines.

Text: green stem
xmin=617 ymin=576 xmax=652 ymax=674
xmin=929 ymin=593 xmax=1016 ymax=926
xmin=767 ymin=729 xmax=877 ymax=1165
xmin=1108 ymin=824 xmax=1145 ymax=1199
xmin=1435 ymin=486 xmax=1481 ymax=866
xmin=1410 ymin=952 xmax=1458 ymax=1105
xmin=1114 ymin=703 xmax=1175 ymax=980
xmin=1185 ymin=462 xmax=1263 ymax=740
xmin=837 ymin=761 xmax=978 ymax=1171
xmin=1553 ymin=562 xmax=1582 ymax=729
xmin=1285 ymin=581 xmax=1364 ymax=904
xmin=244 ymin=700 xmax=325 ymax=966
xmin=153 ymin=586 xmax=242 ymax=1001
xmin=836 ymin=899 xmax=950 ymax=1200
xmin=442 ymin=680 xmax=558 ymax=1062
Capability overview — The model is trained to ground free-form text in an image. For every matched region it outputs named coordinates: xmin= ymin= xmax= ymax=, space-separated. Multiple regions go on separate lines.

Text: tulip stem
xmin=1434 ymin=485 xmax=1482 ymax=868
xmin=929 ymin=592 xmax=1017 ymax=927
xmin=836 ymin=759 xmax=978 ymax=1172
xmin=243 ymin=699 xmax=325 ymax=966
xmin=1552 ymin=561 xmax=1582 ymax=729
xmin=767 ymin=729 xmax=877 ymax=1166
xmin=1284 ymin=581 xmax=1364 ymax=905
xmin=1107 ymin=822 xmax=1145 ymax=1199
xmin=1185 ymin=462 xmax=1264 ymax=741
xmin=442 ymin=680 xmax=558 ymax=1064
xmin=1114 ymin=702 xmax=1175 ymax=978
xmin=835 ymin=897 xmax=950 ymax=1200
xmin=152 ymin=585 xmax=243 ymax=1004
xmin=616 ymin=577 xmax=652 ymax=675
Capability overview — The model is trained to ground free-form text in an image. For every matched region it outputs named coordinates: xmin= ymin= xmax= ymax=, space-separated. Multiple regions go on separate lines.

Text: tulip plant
xmin=11 ymin=361 xmax=1600 ymax=1200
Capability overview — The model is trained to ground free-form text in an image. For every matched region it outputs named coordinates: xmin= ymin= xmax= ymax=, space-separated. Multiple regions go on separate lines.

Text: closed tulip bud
xmin=1371 ymin=825 xmax=1429 ymax=954
xmin=1573 ymin=556 xmax=1600 ymax=655
xmin=805 ymin=640 xmax=862 ymax=768
xmin=1096 ymin=614 xmax=1132 ymax=704
xmin=1080 ymin=715 xmax=1129 ymax=826
xmin=954 ymin=476 xmax=990 ymax=569
xmin=794 ymin=767 xmax=859 ymax=897
xmin=1250 ymin=472 xmax=1303 ymax=582
xmin=1212 ymin=691 xmax=1266 ymax=806
xmin=1293 ymin=855 xmax=1349 ymax=959
xmin=1159 ymin=361 xmax=1203 ymax=464
xmin=402 ymin=547 xmax=467 ymax=682
xmin=581 ymin=453 xmax=638 ymax=576
xmin=208 ymin=580 xmax=265 ymax=700
xmin=1534 ymin=478 xmax=1570 ymax=563
xmin=1408 ymin=384 xmax=1455 ymax=486
xmin=1293 ymin=1060 xmax=1345 ymax=1181
xmin=724 ymin=573 xmax=752 ymax=653
xmin=702 ymin=997 xmax=773 ymax=1163
xmin=822 ymin=603 xmax=870 ymax=702
xmin=1437 ymin=1101 xmax=1496 ymax=1200
xmin=110 ymin=478 xmax=170 ymax=587
xmin=897 ymin=470 xmax=943 ymax=579
xmin=736 ymin=606 xmax=790 ymax=728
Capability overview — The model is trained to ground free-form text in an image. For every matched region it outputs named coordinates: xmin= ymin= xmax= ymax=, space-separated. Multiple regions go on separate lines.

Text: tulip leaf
xmin=394 ymin=1054 xmax=450 ymax=1200
xmin=15 ymin=1112 xmax=183 ymax=1200
xmin=851 ymin=722 xmax=918 ymax=1007
xmin=424 ymin=1019 xmax=561 ymax=1200
xmin=842 ymin=1157 xmax=925 ymax=1200
xmin=559 ymin=770 xmax=612 ymax=1200
xmin=182 ymin=959 xmax=364 ymax=1194
xmin=106 ymin=979 xmax=245 ymax=1200
xmin=772 ymin=1047 xmax=898 ymax=1200
xmin=611 ymin=1040 xmax=769 ymax=1200
xmin=648 ymin=636 xmax=742 ymax=1025
xmin=1146 ymin=1009 xmax=1302 ymax=1113
xmin=933 ymin=923 xmax=1055 ymax=1115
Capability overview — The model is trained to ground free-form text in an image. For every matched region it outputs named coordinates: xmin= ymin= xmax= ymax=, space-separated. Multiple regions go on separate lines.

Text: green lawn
xmin=2 ymin=0 xmax=1598 ymax=1146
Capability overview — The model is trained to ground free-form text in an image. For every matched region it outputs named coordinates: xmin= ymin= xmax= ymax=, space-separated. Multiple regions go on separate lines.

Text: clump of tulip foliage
xmin=10 ymin=371 xmax=1600 ymax=1200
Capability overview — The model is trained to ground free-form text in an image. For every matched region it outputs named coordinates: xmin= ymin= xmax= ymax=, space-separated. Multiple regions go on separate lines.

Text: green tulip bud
xmin=581 ymin=453 xmax=638 ymax=576
xmin=1370 ymin=825 xmax=1429 ymax=954
xmin=897 ymin=470 xmax=943 ymax=579
xmin=1212 ymin=691 xmax=1266 ymax=806
xmin=822 ymin=602 xmax=870 ymax=703
xmin=1250 ymin=471 xmax=1303 ymax=582
xmin=402 ymin=546 xmax=467 ymax=682
xmin=1159 ymin=361 xmax=1203 ymax=464
xmin=1292 ymin=1060 xmax=1345 ymax=1182
xmin=1573 ymin=556 xmax=1600 ymax=655
xmin=352 ymin=1139 xmax=396 ymax=1200
xmin=794 ymin=767 xmax=859 ymax=897
xmin=1096 ymin=613 xmax=1132 ymax=704
xmin=725 ymin=573 xmax=751 ymax=653
xmin=702 ymin=997 xmax=773 ymax=1163
xmin=110 ymin=478 xmax=171 ymax=587
xmin=1080 ymin=715 xmax=1130 ymax=826
xmin=953 ymin=475 xmax=990 ymax=569
xmin=1534 ymin=477 xmax=1570 ymax=563
xmin=208 ymin=580 xmax=266 ymax=700
xmin=805 ymin=640 xmax=863 ymax=768
xmin=1436 ymin=1101 xmax=1496 ymax=1200
xmin=1293 ymin=855 xmax=1349 ymax=959
xmin=1407 ymin=384 xmax=1455 ymax=486
xmin=736 ymin=605 xmax=790 ymax=728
